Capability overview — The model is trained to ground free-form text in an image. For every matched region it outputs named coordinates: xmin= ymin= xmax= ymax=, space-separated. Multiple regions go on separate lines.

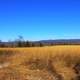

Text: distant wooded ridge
xmin=0 ymin=38 xmax=80 ymax=47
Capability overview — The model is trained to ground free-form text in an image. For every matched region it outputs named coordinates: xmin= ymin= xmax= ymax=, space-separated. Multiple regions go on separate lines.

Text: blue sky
xmin=0 ymin=0 xmax=80 ymax=41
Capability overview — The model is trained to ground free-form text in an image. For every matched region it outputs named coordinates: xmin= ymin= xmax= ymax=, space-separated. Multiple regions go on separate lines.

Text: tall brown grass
xmin=0 ymin=45 xmax=80 ymax=80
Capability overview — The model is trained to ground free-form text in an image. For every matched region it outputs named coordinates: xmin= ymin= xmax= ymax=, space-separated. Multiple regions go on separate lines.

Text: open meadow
xmin=0 ymin=45 xmax=80 ymax=80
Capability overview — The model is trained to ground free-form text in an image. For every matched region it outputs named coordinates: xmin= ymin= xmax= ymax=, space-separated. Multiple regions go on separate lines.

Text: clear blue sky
xmin=0 ymin=0 xmax=80 ymax=41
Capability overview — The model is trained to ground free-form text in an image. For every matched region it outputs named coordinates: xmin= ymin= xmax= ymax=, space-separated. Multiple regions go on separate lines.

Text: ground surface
xmin=0 ymin=46 xmax=80 ymax=80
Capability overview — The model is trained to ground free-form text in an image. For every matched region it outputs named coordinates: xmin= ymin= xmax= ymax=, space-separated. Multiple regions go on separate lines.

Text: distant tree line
xmin=0 ymin=36 xmax=80 ymax=47
xmin=0 ymin=36 xmax=45 ymax=47
xmin=0 ymin=41 xmax=44 ymax=48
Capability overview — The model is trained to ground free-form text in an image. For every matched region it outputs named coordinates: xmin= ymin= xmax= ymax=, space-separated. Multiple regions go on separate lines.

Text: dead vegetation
xmin=0 ymin=46 xmax=80 ymax=80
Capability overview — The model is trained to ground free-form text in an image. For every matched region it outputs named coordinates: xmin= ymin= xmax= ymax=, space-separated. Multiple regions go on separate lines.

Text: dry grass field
xmin=0 ymin=45 xmax=80 ymax=80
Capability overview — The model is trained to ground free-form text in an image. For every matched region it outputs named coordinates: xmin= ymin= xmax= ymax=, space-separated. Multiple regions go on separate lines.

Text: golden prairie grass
xmin=0 ymin=45 xmax=80 ymax=80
